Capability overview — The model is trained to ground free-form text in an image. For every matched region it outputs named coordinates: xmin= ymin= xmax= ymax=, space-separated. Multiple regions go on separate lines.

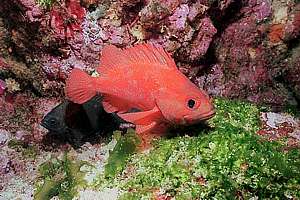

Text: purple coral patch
xmin=169 ymin=4 xmax=189 ymax=31
xmin=0 ymin=79 xmax=6 ymax=95
xmin=250 ymin=0 xmax=272 ymax=22
xmin=189 ymin=17 xmax=217 ymax=61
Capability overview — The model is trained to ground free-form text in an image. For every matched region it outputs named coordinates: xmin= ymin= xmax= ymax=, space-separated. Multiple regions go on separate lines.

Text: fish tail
xmin=65 ymin=68 xmax=97 ymax=104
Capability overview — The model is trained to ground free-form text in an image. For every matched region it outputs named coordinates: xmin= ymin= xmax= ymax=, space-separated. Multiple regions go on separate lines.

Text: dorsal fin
xmin=125 ymin=43 xmax=177 ymax=69
xmin=97 ymin=45 xmax=130 ymax=74
xmin=97 ymin=43 xmax=177 ymax=73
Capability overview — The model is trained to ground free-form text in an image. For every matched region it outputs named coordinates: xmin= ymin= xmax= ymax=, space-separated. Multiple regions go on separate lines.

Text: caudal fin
xmin=65 ymin=68 xmax=97 ymax=104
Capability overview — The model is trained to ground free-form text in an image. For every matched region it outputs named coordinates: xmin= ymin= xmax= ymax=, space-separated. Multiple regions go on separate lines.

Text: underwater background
xmin=0 ymin=0 xmax=300 ymax=199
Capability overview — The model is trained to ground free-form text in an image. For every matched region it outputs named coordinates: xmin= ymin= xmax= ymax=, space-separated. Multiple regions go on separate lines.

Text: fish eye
xmin=49 ymin=118 xmax=57 ymax=125
xmin=187 ymin=99 xmax=196 ymax=109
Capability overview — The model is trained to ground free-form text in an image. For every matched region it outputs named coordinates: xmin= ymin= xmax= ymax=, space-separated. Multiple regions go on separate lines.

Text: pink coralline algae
xmin=169 ymin=4 xmax=189 ymax=31
xmin=0 ymin=93 xmax=59 ymax=143
xmin=50 ymin=0 xmax=86 ymax=40
xmin=41 ymin=53 xmax=88 ymax=80
xmin=285 ymin=52 xmax=300 ymax=100
xmin=219 ymin=0 xmax=234 ymax=11
xmin=187 ymin=2 xmax=208 ymax=22
xmin=0 ymin=129 xmax=10 ymax=147
xmin=284 ymin=3 xmax=300 ymax=41
xmin=106 ymin=26 xmax=131 ymax=45
xmin=196 ymin=64 xmax=225 ymax=97
xmin=209 ymin=0 xmax=300 ymax=109
xmin=139 ymin=0 xmax=180 ymax=28
xmin=0 ymin=98 xmax=15 ymax=131
xmin=14 ymin=0 xmax=43 ymax=22
xmin=189 ymin=17 xmax=217 ymax=61
xmin=250 ymin=0 xmax=272 ymax=22
xmin=0 ymin=79 xmax=6 ymax=95
xmin=0 ymin=155 xmax=11 ymax=175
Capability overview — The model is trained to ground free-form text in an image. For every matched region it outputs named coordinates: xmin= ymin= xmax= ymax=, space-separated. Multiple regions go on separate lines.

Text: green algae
xmin=8 ymin=139 xmax=38 ymax=159
xmin=36 ymin=0 xmax=55 ymax=9
xmin=105 ymin=130 xmax=141 ymax=178
xmin=99 ymin=98 xmax=300 ymax=199
xmin=34 ymin=153 xmax=86 ymax=200
xmin=284 ymin=103 xmax=300 ymax=118
xmin=33 ymin=98 xmax=300 ymax=199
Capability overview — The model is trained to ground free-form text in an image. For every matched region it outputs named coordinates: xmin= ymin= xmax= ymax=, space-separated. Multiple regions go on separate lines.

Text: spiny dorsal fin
xmin=97 ymin=43 xmax=177 ymax=73
xmin=125 ymin=43 xmax=177 ymax=69
xmin=97 ymin=45 xmax=130 ymax=74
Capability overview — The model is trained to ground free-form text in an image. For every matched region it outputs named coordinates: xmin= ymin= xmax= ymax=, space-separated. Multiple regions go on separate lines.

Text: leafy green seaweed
xmin=104 ymin=130 xmax=141 ymax=178
xmin=100 ymin=98 xmax=300 ymax=199
xmin=34 ymin=153 xmax=86 ymax=200
xmin=34 ymin=98 xmax=300 ymax=199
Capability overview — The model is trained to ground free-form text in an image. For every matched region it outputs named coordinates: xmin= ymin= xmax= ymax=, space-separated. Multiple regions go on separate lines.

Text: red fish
xmin=65 ymin=43 xmax=215 ymax=147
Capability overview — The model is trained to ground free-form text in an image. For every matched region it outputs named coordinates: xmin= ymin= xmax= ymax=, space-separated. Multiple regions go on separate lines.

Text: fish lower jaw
xmin=199 ymin=114 xmax=215 ymax=121
xmin=183 ymin=110 xmax=216 ymax=124
xmin=200 ymin=110 xmax=216 ymax=119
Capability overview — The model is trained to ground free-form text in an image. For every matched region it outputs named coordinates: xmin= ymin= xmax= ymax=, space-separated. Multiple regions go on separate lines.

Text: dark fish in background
xmin=41 ymin=95 xmax=134 ymax=148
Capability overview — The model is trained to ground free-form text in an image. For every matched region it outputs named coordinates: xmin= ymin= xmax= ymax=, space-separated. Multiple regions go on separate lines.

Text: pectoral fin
xmin=117 ymin=106 xmax=161 ymax=125
xmin=102 ymin=95 xmax=132 ymax=113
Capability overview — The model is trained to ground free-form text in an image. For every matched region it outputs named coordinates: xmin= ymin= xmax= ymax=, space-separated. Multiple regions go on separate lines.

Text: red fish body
xmin=65 ymin=43 xmax=215 ymax=147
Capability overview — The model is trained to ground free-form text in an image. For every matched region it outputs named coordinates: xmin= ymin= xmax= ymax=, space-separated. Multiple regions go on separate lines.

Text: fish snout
xmin=183 ymin=109 xmax=216 ymax=124
xmin=41 ymin=116 xmax=65 ymax=133
xmin=200 ymin=109 xmax=216 ymax=120
xmin=41 ymin=117 xmax=52 ymax=130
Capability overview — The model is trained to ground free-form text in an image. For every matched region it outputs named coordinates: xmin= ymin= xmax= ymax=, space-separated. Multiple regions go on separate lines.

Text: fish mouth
xmin=40 ymin=119 xmax=50 ymax=129
xmin=41 ymin=118 xmax=59 ymax=132
xmin=199 ymin=110 xmax=216 ymax=120
xmin=41 ymin=121 xmax=56 ymax=132
xmin=183 ymin=109 xmax=216 ymax=124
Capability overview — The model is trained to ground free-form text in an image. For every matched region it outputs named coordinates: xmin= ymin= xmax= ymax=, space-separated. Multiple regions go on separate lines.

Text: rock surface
xmin=0 ymin=0 xmax=299 ymax=110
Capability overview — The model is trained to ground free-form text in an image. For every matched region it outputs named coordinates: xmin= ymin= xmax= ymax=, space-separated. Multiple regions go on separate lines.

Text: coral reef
xmin=1 ymin=0 xmax=299 ymax=109
xmin=208 ymin=0 xmax=299 ymax=110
